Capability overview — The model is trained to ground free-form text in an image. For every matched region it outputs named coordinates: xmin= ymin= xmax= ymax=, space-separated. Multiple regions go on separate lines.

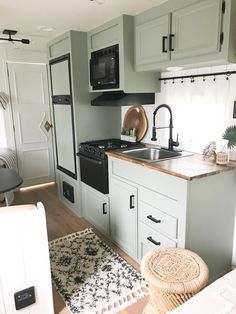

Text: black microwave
xmin=89 ymin=44 xmax=119 ymax=90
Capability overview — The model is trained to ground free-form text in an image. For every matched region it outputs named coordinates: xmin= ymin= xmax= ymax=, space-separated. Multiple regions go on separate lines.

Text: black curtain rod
xmin=159 ymin=70 xmax=236 ymax=81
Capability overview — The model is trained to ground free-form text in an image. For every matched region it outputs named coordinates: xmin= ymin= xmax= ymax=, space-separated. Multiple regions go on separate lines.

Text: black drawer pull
xmin=147 ymin=215 xmax=161 ymax=224
xmin=147 ymin=236 xmax=161 ymax=246
xmin=130 ymin=195 xmax=135 ymax=209
xmin=169 ymin=34 xmax=175 ymax=52
xmin=162 ymin=36 xmax=168 ymax=53
xmin=102 ymin=203 xmax=107 ymax=215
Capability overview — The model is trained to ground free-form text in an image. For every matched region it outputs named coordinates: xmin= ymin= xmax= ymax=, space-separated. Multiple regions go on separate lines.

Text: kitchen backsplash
xmin=122 ymin=64 xmax=236 ymax=160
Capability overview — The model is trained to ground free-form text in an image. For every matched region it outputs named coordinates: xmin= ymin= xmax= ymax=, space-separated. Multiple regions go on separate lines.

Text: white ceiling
xmin=0 ymin=0 xmax=167 ymax=51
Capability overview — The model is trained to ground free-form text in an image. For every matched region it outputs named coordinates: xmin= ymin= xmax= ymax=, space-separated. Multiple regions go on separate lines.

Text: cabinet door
xmin=135 ymin=14 xmax=171 ymax=66
xmin=82 ymin=184 xmax=110 ymax=236
xmin=171 ymin=0 xmax=222 ymax=60
xmin=110 ymin=178 xmax=137 ymax=259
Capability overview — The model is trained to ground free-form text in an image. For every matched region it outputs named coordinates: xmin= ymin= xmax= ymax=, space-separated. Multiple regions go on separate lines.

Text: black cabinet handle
xmin=147 ymin=215 xmax=161 ymax=224
xmin=130 ymin=195 xmax=135 ymax=209
xmin=162 ymin=36 xmax=168 ymax=53
xmin=147 ymin=236 xmax=161 ymax=246
xmin=102 ymin=202 xmax=107 ymax=215
xmin=169 ymin=34 xmax=175 ymax=52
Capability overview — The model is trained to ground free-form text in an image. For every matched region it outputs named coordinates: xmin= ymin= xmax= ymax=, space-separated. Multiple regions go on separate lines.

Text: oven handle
xmin=77 ymin=153 xmax=103 ymax=165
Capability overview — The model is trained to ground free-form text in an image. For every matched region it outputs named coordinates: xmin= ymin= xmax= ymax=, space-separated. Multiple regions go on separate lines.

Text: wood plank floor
xmin=0 ymin=183 xmax=147 ymax=314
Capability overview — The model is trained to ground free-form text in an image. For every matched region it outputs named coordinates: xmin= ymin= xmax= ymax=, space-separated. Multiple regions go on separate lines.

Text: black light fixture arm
xmin=0 ymin=29 xmax=30 ymax=44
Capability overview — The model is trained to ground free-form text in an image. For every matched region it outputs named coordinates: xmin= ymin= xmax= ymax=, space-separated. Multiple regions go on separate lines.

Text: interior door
xmin=49 ymin=54 xmax=77 ymax=179
xmin=7 ymin=62 xmax=55 ymax=187
xmin=171 ymin=0 xmax=222 ymax=60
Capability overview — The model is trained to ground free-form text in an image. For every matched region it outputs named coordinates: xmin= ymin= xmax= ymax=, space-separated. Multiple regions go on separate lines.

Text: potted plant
xmin=120 ymin=128 xmax=137 ymax=142
xmin=216 ymin=125 xmax=236 ymax=165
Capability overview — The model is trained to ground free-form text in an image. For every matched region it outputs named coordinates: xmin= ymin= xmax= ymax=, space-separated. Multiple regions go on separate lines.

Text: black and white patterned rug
xmin=49 ymin=228 xmax=148 ymax=314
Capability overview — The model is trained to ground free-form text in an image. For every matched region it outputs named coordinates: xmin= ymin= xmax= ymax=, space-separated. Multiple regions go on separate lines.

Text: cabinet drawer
xmin=139 ymin=222 xmax=177 ymax=260
xmin=139 ymin=200 xmax=177 ymax=239
xmin=139 ymin=185 xmax=180 ymax=217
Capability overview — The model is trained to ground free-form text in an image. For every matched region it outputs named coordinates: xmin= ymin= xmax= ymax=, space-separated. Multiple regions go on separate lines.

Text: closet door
xmin=49 ymin=54 xmax=77 ymax=179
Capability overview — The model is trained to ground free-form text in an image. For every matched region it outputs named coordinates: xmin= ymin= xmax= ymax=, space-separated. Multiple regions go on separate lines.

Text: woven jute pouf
xmin=141 ymin=247 xmax=209 ymax=314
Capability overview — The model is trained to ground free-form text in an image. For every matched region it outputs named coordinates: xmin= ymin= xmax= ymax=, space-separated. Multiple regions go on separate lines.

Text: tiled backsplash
xmin=122 ymin=64 xmax=236 ymax=160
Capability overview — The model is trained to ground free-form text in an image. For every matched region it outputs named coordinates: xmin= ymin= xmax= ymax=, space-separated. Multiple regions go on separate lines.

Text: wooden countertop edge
xmin=106 ymin=151 xmax=236 ymax=180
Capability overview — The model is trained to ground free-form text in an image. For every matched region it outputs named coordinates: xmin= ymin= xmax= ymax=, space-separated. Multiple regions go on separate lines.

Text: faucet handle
xmin=173 ymin=133 xmax=179 ymax=147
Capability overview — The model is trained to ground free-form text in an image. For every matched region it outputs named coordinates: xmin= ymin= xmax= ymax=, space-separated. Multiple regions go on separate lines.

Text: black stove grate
xmin=79 ymin=139 xmax=132 ymax=160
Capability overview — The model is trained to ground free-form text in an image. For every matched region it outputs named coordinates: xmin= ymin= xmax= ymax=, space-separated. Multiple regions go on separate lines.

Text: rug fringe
xmin=95 ymin=283 xmax=149 ymax=314
xmin=49 ymin=228 xmax=93 ymax=246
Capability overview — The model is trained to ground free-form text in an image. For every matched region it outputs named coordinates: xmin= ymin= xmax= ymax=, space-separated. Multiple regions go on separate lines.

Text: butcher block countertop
xmin=106 ymin=148 xmax=236 ymax=181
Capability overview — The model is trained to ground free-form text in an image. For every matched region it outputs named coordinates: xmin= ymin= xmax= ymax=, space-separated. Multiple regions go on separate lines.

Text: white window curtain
xmin=137 ymin=65 xmax=236 ymax=154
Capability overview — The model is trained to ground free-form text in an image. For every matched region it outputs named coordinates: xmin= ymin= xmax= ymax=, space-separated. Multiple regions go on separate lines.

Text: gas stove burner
xmin=98 ymin=145 xmax=105 ymax=149
xmin=79 ymin=138 xmax=133 ymax=160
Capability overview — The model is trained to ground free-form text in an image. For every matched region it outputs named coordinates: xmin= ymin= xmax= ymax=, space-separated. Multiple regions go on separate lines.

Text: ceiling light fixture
xmin=37 ymin=26 xmax=54 ymax=32
xmin=0 ymin=29 xmax=30 ymax=44
xmin=90 ymin=0 xmax=106 ymax=4
xmin=166 ymin=66 xmax=184 ymax=72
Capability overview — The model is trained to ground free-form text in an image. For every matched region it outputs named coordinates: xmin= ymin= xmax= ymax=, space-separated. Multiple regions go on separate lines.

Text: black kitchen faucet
xmin=151 ymin=104 xmax=179 ymax=151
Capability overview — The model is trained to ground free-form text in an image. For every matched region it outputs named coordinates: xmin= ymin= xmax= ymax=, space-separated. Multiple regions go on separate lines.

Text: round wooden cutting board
xmin=123 ymin=105 xmax=148 ymax=141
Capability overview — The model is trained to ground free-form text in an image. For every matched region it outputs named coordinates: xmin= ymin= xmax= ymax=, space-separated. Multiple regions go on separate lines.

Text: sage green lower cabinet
xmin=109 ymin=177 xmax=138 ymax=259
xmin=81 ymin=183 xmax=110 ymax=236
xmin=108 ymin=156 xmax=236 ymax=282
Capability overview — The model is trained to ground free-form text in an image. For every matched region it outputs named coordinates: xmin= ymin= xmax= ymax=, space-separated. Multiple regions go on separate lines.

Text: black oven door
xmin=90 ymin=45 xmax=119 ymax=90
xmin=79 ymin=154 xmax=108 ymax=194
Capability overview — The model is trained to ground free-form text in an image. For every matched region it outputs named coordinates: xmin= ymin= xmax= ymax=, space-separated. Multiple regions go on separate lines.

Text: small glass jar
xmin=216 ymin=151 xmax=229 ymax=165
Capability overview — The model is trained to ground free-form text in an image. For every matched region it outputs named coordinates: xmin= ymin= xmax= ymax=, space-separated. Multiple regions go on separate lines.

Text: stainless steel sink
xmin=121 ymin=147 xmax=192 ymax=162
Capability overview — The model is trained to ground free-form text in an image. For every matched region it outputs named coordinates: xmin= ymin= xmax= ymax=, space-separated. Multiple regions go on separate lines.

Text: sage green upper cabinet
xmin=136 ymin=14 xmax=171 ymax=65
xmin=171 ymin=0 xmax=222 ymax=60
xmin=87 ymin=15 xmax=159 ymax=93
xmin=135 ymin=0 xmax=236 ymax=71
